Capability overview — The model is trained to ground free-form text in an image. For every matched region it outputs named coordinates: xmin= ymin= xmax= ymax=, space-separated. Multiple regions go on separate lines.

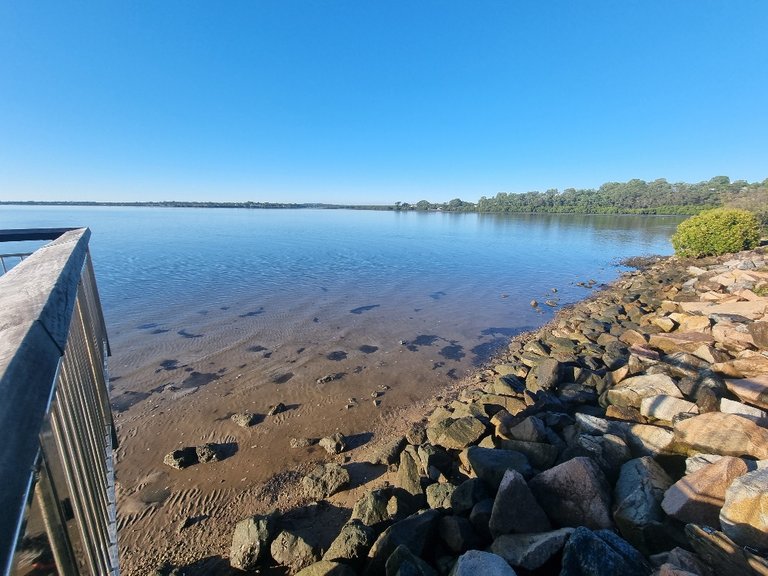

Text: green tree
xmin=671 ymin=208 xmax=761 ymax=258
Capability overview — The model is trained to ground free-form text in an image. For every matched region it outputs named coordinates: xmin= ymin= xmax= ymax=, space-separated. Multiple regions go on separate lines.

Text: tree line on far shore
xmin=5 ymin=176 xmax=767 ymax=228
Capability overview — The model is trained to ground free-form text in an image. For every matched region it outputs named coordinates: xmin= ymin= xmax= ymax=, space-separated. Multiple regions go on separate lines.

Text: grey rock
xmin=612 ymin=456 xmax=673 ymax=555
xmin=397 ymin=446 xmax=424 ymax=497
xmin=296 ymin=561 xmax=357 ymax=576
xmin=560 ymin=527 xmax=651 ymax=576
xmin=230 ymin=513 xmax=278 ymax=570
xmin=370 ymin=436 xmax=406 ymax=465
xmin=365 ymin=509 xmax=440 ymax=576
xmin=450 ymin=478 xmax=490 ymax=515
xmin=489 ymin=469 xmax=551 ymax=537
xmin=461 ymin=446 xmax=533 ymax=491
xmin=385 ymin=544 xmax=437 ymax=576
xmin=448 ymin=550 xmax=517 ymax=576
xmin=504 ymin=415 xmax=548 ymax=442
xmin=271 ymin=530 xmax=318 ymax=573
xmin=319 ymin=432 xmax=347 ymax=454
xmin=490 ymin=528 xmax=574 ymax=571
xmin=469 ymin=498 xmax=494 ymax=541
xmin=352 ymin=488 xmax=392 ymax=528
xmin=323 ymin=520 xmax=375 ymax=565
xmin=302 ymin=463 xmax=350 ymax=500
xmin=496 ymin=438 xmax=559 ymax=470
xmin=529 ymin=456 xmax=613 ymax=529
xmin=438 ymin=515 xmax=478 ymax=553
xmin=431 ymin=416 xmax=487 ymax=450
xmin=526 ymin=358 xmax=564 ymax=392
xmin=426 ymin=482 xmax=455 ymax=510
xmin=406 ymin=423 xmax=428 ymax=445
xmin=196 ymin=443 xmax=219 ymax=463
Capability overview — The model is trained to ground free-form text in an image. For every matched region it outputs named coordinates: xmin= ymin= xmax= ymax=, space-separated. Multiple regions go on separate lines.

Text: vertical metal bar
xmin=35 ymin=453 xmax=79 ymax=576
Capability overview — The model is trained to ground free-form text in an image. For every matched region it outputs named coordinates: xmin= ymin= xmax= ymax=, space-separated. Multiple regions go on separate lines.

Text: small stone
xmin=231 ymin=412 xmax=258 ymax=427
xmin=319 ymin=432 xmax=347 ymax=455
xmin=290 ymin=437 xmax=314 ymax=448
xmin=196 ymin=443 xmax=219 ymax=463
xmin=163 ymin=447 xmax=198 ymax=469
xmin=268 ymin=401 xmax=287 ymax=415
xmin=426 ymin=482 xmax=455 ymax=510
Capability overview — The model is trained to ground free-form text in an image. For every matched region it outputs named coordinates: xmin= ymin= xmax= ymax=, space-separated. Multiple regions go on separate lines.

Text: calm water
xmin=0 ymin=206 xmax=681 ymax=387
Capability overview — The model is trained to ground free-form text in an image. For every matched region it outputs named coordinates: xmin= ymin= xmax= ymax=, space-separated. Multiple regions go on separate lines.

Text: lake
xmin=0 ymin=206 xmax=681 ymax=394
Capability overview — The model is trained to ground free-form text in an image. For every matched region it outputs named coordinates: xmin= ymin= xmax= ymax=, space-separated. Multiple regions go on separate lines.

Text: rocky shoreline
xmin=169 ymin=248 xmax=768 ymax=575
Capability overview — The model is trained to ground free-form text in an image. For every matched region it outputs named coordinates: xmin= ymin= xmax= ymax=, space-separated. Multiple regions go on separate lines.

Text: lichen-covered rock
xmin=430 ymin=416 xmax=487 ymax=450
xmin=351 ymin=488 xmax=391 ymax=528
xmin=719 ymin=467 xmax=768 ymax=550
xmin=231 ymin=412 xmax=258 ymax=427
xmin=323 ymin=520 xmax=375 ymax=565
xmin=302 ymin=463 xmax=350 ymax=500
xmin=426 ymin=482 xmax=455 ymax=510
xmin=397 ymin=445 xmax=424 ymax=497
xmin=163 ymin=447 xmax=197 ymax=469
xmin=662 ymin=456 xmax=751 ymax=527
xmin=270 ymin=530 xmax=318 ymax=573
xmin=319 ymin=432 xmax=347 ymax=454
xmin=230 ymin=514 xmax=278 ymax=570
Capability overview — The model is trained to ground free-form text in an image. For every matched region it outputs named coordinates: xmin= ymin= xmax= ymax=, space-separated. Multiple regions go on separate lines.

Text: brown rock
xmin=649 ymin=332 xmax=715 ymax=354
xmin=652 ymin=317 xmax=677 ymax=332
xmin=605 ymin=404 xmax=646 ymax=423
xmin=748 ymin=321 xmax=768 ymax=348
xmin=661 ymin=456 xmax=751 ymax=527
xmin=619 ymin=329 xmax=648 ymax=347
xmin=725 ymin=375 xmax=768 ymax=410
xmin=673 ymin=412 xmax=768 ymax=459
xmin=607 ymin=374 xmax=682 ymax=409
xmin=720 ymin=468 xmax=768 ymax=550
xmin=713 ymin=353 xmax=768 ymax=378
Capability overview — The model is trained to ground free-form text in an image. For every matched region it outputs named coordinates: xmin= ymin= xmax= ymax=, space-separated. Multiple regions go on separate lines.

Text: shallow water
xmin=0 ymin=206 xmax=681 ymax=400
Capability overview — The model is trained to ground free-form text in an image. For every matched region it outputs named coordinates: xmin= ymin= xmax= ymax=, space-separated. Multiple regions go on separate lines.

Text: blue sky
xmin=1 ymin=1 xmax=766 ymax=204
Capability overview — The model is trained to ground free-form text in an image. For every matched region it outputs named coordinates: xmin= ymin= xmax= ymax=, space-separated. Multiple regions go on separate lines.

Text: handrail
xmin=0 ymin=228 xmax=118 ymax=575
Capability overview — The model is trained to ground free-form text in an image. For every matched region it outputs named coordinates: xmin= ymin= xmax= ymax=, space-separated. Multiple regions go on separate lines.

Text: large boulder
xmin=397 ymin=446 xmax=424 ymax=497
xmin=438 ymin=515 xmax=479 ymax=553
xmin=384 ymin=544 xmax=437 ymax=576
xmin=430 ymin=416 xmax=487 ymax=450
xmin=528 ymin=457 xmax=613 ymax=529
xmin=639 ymin=395 xmax=698 ymax=422
xmin=606 ymin=374 xmax=682 ymax=409
xmin=725 ymin=375 xmax=768 ymax=410
xmin=526 ymin=359 xmax=564 ymax=392
xmin=365 ymin=509 xmax=440 ymax=576
xmin=351 ymin=488 xmax=391 ymax=528
xmin=560 ymin=527 xmax=651 ymax=576
xmin=673 ymin=412 xmax=768 ymax=459
xmin=270 ymin=530 xmax=318 ymax=573
xmin=302 ymin=463 xmax=350 ymax=500
xmin=450 ymin=478 xmax=490 ymax=515
xmin=448 ymin=550 xmax=517 ymax=576
xmin=489 ymin=469 xmax=550 ymax=537
xmin=613 ymin=456 xmax=673 ymax=555
xmin=229 ymin=513 xmax=278 ymax=570
xmin=490 ymin=528 xmax=574 ymax=571
xmin=719 ymin=467 xmax=768 ymax=550
xmin=460 ymin=446 xmax=532 ymax=490
xmin=295 ymin=561 xmax=357 ymax=576
xmin=661 ymin=456 xmax=751 ymax=527
xmin=323 ymin=520 xmax=375 ymax=565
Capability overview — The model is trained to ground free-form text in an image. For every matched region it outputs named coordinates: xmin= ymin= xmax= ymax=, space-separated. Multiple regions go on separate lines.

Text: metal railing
xmin=0 ymin=228 xmax=119 ymax=575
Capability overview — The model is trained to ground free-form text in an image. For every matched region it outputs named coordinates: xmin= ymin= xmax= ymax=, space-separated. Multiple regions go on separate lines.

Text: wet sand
xmin=110 ymin=296 xmax=538 ymax=574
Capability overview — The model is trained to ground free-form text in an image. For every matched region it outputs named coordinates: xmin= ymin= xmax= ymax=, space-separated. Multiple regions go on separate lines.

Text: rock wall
xmin=228 ymin=248 xmax=768 ymax=576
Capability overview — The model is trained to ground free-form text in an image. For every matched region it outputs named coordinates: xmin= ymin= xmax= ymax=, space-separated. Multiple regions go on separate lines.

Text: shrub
xmin=671 ymin=207 xmax=761 ymax=258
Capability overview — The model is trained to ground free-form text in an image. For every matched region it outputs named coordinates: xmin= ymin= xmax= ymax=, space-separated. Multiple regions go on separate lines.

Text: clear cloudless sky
xmin=1 ymin=1 xmax=767 ymax=204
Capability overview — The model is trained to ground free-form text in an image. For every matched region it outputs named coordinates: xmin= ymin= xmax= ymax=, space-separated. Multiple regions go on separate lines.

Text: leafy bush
xmin=671 ymin=208 xmax=761 ymax=258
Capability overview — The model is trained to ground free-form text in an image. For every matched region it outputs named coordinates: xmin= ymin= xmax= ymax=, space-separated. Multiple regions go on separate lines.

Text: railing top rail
xmin=0 ymin=228 xmax=77 ymax=243
xmin=0 ymin=227 xmax=92 ymax=574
